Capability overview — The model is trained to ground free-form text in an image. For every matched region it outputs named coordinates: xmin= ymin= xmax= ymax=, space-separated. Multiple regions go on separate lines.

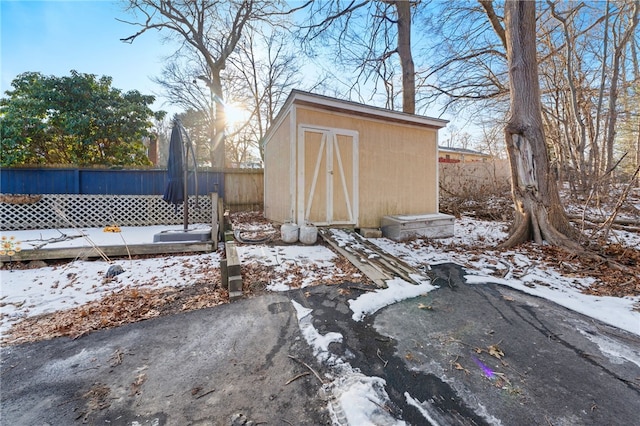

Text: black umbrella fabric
xmin=163 ymin=123 xmax=185 ymax=214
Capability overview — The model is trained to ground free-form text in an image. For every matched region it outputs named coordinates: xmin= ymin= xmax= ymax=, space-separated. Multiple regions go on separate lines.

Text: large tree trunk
xmin=501 ymin=0 xmax=579 ymax=248
xmin=395 ymin=0 xmax=415 ymax=114
xmin=210 ymin=68 xmax=226 ymax=169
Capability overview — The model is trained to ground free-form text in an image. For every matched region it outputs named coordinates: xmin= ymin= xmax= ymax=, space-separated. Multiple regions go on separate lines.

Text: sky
xmin=1 ymin=0 xmax=179 ymax=114
xmin=0 ymin=1 xmax=457 ymax=119
xmin=1 ymin=0 xmax=483 ymax=144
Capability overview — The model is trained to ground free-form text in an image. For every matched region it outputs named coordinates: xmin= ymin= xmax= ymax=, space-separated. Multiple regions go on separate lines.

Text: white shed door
xmin=297 ymin=126 xmax=359 ymax=226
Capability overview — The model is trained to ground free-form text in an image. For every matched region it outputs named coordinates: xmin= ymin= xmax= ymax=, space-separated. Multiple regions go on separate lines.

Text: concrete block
xmin=153 ymin=229 xmax=212 ymax=243
xmin=228 ymin=275 xmax=243 ymax=300
xmin=381 ymin=213 xmax=455 ymax=241
xmin=225 ymin=241 xmax=242 ymax=299
xmin=359 ymin=228 xmax=383 ymax=238
xmin=220 ymin=259 xmax=228 ymax=288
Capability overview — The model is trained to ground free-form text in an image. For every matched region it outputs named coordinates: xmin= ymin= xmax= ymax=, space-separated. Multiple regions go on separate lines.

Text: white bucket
xmin=299 ymin=224 xmax=318 ymax=245
xmin=281 ymin=222 xmax=299 ymax=243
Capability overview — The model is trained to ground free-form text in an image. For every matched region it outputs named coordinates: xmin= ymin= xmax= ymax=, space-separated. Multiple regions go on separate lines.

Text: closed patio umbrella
xmin=163 ymin=122 xmax=185 ymax=216
xmin=154 ymin=119 xmax=208 ymax=243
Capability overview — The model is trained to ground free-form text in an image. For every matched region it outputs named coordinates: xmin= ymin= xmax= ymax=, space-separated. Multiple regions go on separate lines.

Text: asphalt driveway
xmin=2 ymin=263 xmax=639 ymax=425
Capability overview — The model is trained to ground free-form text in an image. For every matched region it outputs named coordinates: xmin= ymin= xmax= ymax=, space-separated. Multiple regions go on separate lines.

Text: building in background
xmin=438 ymin=146 xmax=490 ymax=163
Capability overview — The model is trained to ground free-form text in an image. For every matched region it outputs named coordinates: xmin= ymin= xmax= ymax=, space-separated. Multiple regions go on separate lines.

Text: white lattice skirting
xmin=0 ymin=194 xmax=212 ymax=231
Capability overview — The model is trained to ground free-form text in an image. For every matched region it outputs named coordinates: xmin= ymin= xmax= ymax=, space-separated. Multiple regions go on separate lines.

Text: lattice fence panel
xmin=1 ymin=194 xmax=212 ymax=231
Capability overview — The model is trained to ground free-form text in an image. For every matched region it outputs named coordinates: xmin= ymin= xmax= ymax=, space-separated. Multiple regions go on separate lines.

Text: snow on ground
xmin=0 ymin=250 xmax=222 ymax=336
xmin=348 ymin=277 xmax=435 ymax=322
xmin=2 ymin=217 xmax=638 ymax=338
xmin=4 ymin=224 xmax=212 ymax=250
xmin=285 ymin=216 xmax=639 ymax=424
xmin=371 ymin=216 xmax=640 ymax=336
xmin=0 ymin=217 xmax=640 ymax=425
xmin=0 ymin=225 xmax=341 ymax=336
xmin=292 ymin=300 xmax=406 ymax=426
xmin=2 ymin=215 xmax=639 ymax=425
xmin=237 ymin=245 xmax=342 ymax=291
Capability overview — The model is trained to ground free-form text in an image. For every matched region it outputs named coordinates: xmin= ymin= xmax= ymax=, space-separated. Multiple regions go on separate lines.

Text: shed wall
xmin=264 ymin=111 xmax=293 ymax=223
xmin=295 ymin=107 xmax=439 ymax=228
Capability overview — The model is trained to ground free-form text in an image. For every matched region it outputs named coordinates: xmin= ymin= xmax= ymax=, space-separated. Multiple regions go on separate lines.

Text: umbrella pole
xmin=183 ymin=129 xmax=189 ymax=232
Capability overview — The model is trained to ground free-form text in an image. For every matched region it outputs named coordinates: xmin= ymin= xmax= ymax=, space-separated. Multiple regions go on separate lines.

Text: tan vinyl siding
xmin=295 ymin=108 xmax=438 ymax=228
xmin=263 ymin=91 xmax=446 ymax=229
xmin=263 ymin=111 xmax=292 ymax=223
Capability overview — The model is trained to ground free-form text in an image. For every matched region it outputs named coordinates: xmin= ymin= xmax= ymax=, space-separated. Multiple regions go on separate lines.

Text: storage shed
xmin=263 ymin=90 xmax=449 ymax=231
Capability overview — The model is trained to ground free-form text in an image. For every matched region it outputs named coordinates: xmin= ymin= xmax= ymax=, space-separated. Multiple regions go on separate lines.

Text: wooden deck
xmin=0 ymin=242 xmax=216 ymax=263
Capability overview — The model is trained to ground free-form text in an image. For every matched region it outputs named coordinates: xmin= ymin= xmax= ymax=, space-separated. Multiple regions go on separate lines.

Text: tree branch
xmin=479 ymin=0 xmax=507 ymax=49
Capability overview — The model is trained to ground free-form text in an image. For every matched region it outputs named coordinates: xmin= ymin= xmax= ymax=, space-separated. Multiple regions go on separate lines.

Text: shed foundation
xmin=381 ymin=213 xmax=455 ymax=241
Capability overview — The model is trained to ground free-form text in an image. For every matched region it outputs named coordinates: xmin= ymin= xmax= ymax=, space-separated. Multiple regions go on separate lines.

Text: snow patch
xmin=404 ymin=392 xmax=443 ymax=426
xmin=464 ymin=274 xmax=640 ymax=337
xmin=349 ymin=278 xmax=435 ymax=322
xmin=291 ymin=300 xmax=403 ymax=425
xmin=291 ymin=300 xmax=342 ymax=364
xmin=577 ymin=328 xmax=640 ymax=368
xmin=0 ymin=228 xmax=343 ymax=336
xmin=327 ymin=370 xmax=405 ymax=426
xmin=0 ymin=252 xmax=221 ymax=335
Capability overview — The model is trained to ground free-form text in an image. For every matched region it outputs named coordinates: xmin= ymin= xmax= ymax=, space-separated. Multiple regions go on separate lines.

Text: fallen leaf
xmin=130 ymin=373 xmax=147 ymax=396
xmin=488 ymin=344 xmax=504 ymax=359
xmin=417 ymin=303 xmax=432 ymax=310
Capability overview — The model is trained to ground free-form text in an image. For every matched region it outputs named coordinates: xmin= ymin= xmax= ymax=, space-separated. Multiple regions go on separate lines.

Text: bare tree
xmin=477 ymin=122 xmax=507 ymax=160
xmin=299 ymin=0 xmax=418 ymax=113
xmin=537 ymin=1 xmax=639 ymax=193
xmin=120 ymin=0 xmax=281 ymax=168
xmin=501 ymin=0 xmax=579 ymax=248
xmin=417 ymin=1 xmax=509 ymax=115
xmin=422 ymin=1 xmax=639 ymax=198
xmin=175 ymin=108 xmax=213 ymax=166
xmin=151 ymin=49 xmax=218 ymax=166
xmin=442 ymin=125 xmax=473 ymax=150
xmin=226 ymin=28 xmax=302 ymax=160
xmin=603 ymin=1 xmax=639 ymax=175
xmin=631 ymin=21 xmax=640 ymax=185
xmin=395 ymin=0 xmax=415 ymax=113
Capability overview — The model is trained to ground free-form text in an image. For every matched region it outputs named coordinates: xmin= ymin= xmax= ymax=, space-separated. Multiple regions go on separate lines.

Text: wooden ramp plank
xmin=319 ymin=228 xmax=431 ymax=288
xmin=354 ymin=235 xmax=429 ymax=284
xmin=319 ymin=228 xmax=390 ymax=288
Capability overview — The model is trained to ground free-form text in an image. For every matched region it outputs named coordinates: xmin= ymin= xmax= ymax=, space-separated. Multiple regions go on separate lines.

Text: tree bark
xmin=501 ymin=0 xmax=579 ymax=248
xmin=210 ymin=68 xmax=226 ymax=169
xmin=395 ymin=0 xmax=415 ymax=114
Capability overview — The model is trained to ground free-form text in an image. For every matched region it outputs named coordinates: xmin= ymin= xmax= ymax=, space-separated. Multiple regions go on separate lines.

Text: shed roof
xmin=264 ymin=90 xmax=449 ymax=144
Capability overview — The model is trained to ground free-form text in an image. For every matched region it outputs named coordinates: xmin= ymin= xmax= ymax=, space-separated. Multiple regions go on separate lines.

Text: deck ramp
xmin=318 ymin=228 xmax=431 ymax=288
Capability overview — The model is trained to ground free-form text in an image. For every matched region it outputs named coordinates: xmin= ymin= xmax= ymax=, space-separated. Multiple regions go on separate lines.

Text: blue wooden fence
xmin=0 ymin=168 xmax=224 ymax=197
